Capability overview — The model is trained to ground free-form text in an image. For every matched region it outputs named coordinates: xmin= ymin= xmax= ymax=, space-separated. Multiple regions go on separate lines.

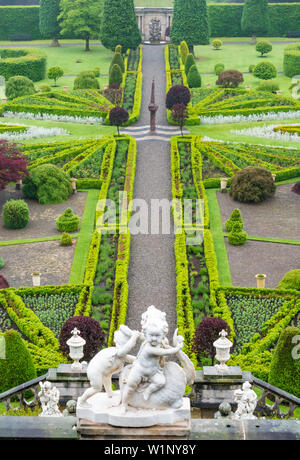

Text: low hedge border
xmin=283 ymin=44 xmax=300 ymax=78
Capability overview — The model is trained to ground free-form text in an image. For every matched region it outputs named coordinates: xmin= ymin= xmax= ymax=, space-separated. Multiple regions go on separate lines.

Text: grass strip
xmin=224 ymin=233 xmax=300 ymax=246
xmin=0 ymin=234 xmax=79 ymax=246
xmin=68 ymin=189 xmax=99 ymax=284
xmin=206 ymin=188 xmax=232 ymax=287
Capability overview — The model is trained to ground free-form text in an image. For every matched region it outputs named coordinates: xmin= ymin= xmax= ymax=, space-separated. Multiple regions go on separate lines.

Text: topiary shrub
xmin=2 ymin=199 xmax=29 ymax=229
xmin=229 ymin=167 xmax=276 ymax=203
xmin=193 ymin=317 xmax=231 ymax=365
xmin=166 ymin=84 xmax=191 ymax=110
xmin=38 ymin=83 xmax=51 ymax=93
xmin=109 ymin=52 xmax=125 ymax=74
xmin=225 ymin=208 xmax=243 ymax=232
xmin=216 ymin=69 xmax=244 ymax=88
xmin=115 ymin=44 xmax=122 ymax=54
xmin=59 ymin=316 xmax=105 ymax=362
xmin=180 ymin=40 xmax=189 ymax=64
xmin=253 ymin=61 xmax=277 ymax=80
xmin=276 ymin=269 xmax=300 ymax=291
xmin=61 ymin=232 xmax=73 ymax=246
xmin=0 ymin=275 xmax=9 ymax=289
xmin=283 ymin=44 xmax=300 ymax=78
xmin=291 ymin=181 xmax=300 ymax=195
xmin=256 ymin=80 xmax=279 ymax=93
xmin=248 ymin=64 xmax=255 ymax=73
xmin=268 ymin=326 xmax=300 ymax=397
xmin=212 ymin=39 xmax=222 ymax=50
xmin=0 ymin=329 xmax=37 ymax=393
xmin=47 ymin=65 xmax=64 ymax=87
xmin=256 ymin=40 xmax=272 ymax=57
xmin=184 ymin=53 xmax=196 ymax=76
xmin=56 ymin=208 xmax=79 ymax=233
xmin=22 ymin=175 xmax=38 ymax=199
xmin=228 ymin=222 xmax=248 ymax=246
xmin=73 ymin=70 xmax=99 ymax=90
xmin=215 ymin=63 xmax=225 ymax=76
xmin=93 ymin=67 xmax=100 ymax=78
xmin=24 ymin=164 xmax=72 ymax=204
xmin=5 ymin=75 xmax=35 ymax=101
xmin=187 ymin=64 xmax=201 ymax=88
xmin=109 ymin=63 xmax=123 ymax=87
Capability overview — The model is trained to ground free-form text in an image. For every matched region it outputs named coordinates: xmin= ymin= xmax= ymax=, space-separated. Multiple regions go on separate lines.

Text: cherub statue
xmin=38 ymin=381 xmax=62 ymax=417
xmin=233 ymin=381 xmax=257 ymax=419
xmin=77 ymin=325 xmax=141 ymax=407
xmin=120 ymin=307 xmax=183 ymax=414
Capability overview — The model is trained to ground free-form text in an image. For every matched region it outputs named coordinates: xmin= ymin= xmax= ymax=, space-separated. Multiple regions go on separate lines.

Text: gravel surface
xmin=126 ymin=45 xmax=178 ymax=338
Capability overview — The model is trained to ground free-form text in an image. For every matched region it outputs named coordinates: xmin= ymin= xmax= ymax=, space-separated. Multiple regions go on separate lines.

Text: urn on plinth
xmin=213 ymin=329 xmax=233 ymax=373
xmin=67 ymin=328 xmax=86 ymax=371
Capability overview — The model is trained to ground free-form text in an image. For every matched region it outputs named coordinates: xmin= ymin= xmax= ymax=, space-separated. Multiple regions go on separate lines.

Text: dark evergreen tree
xmin=241 ymin=0 xmax=270 ymax=43
xmin=39 ymin=0 xmax=61 ymax=47
xmin=170 ymin=0 xmax=210 ymax=52
xmin=100 ymin=0 xmax=141 ymax=52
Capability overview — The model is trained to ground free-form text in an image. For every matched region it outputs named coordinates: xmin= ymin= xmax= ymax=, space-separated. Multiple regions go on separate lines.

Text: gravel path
xmin=126 ymin=45 xmax=177 ymax=338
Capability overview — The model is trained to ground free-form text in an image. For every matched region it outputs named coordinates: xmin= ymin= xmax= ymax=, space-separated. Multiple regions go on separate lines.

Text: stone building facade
xmin=135 ymin=7 xmax=173 ymax=42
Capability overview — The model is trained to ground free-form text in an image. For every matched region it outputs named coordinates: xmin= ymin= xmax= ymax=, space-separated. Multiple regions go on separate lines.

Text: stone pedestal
xmin=77 ymin=418 xmax=190 ymax=440
xmin=47 ymin=364 xmax=90 ymax=405
xmin=191 ymin=367 xmax=253 ymax=419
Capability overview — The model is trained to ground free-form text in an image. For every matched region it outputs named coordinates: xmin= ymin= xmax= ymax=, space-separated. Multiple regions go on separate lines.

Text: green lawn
xmin=194 ymin=39 xmax=300 ymax=96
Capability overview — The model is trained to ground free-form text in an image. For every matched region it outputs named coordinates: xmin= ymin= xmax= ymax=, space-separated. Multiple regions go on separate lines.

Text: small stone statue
xmin=214 ymin=402 xmax=234 ymax=419
xmin=63 ymin=399 xmax=77 ymax=417
xmin=38 ymin=381 xmax=62 ymax=417
xmin=149 ymin=18 xmax=161 ymax=43
xmin=233 ymin=381 xmax=257 ymax=419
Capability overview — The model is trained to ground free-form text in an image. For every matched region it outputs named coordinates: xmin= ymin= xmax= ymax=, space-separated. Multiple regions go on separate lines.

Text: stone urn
xmin=255 ymin=273 xmax=266 ymax=289
xmin=32 ymin=272 xmax=41 ymax=286
xmin=220 ymin=177 xmax=228 ymax=193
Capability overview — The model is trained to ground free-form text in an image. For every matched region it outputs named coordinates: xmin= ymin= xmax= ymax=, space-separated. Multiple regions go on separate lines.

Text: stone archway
xmin=135 ymin=7 xmax=173 ymax=42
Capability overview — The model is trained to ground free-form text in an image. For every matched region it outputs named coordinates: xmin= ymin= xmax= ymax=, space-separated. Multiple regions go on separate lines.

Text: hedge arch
xmin=0 ymin=48 xmax=46 ymax=81
xmin=283 ymin=44 xmax=300 ymax=78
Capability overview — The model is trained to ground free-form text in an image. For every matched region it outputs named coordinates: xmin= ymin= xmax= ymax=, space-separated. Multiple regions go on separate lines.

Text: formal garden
xmin=0 ymin=0 xmax=299 ymax=438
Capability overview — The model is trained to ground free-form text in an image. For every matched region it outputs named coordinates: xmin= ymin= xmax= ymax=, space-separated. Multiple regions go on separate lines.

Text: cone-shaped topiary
xmin=109 ymin=64 xmax=123 ymax=87
xmin=184 ymin=53 xmax=196 ymax=76
xmin=228 ymin=222 xmax=247 ymax=246
xmin=180 ymin=41 xmax=189 ymax=64
xmin=276 ymin=269 xmax=300 ymax=291
xmin=187 ymin=64 xmax=201 ymax=88
xmin=230 ymin=167 xmax=276 ymax=203
xmin=225 ymin=208 xmax=243 ymax=232
xmin=56 ymin=208 xmax=79 ymax=233
xmin=109 ymin=52 xmax=125 ymax=74
xmin=0 ymin=329 xmax=37 ymax=393
xmin=268 ymin=326 xmax=300 ymax=397
xmin=171 ymin=0 xmax=210 ymax=49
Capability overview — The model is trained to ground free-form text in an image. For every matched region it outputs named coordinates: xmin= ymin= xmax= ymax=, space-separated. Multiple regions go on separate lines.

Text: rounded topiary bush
xmin=256 ymin=40 xmax=272 ymax=57
xmin=61 ymin=232 xmax=73 ymax=246
xmin=193 ymin=317 xmax=231 ymax=365
xmin=253 ymin=61 xmax=277 ymax=80
xmin=166 ymin=84 xmax=191 ymax=110
xmin=0 ymin=275 xmax=9 ymax=289
xmin=2 ymin=199 xmax=29 ymax=229
xmin=229 ymin=167 xmax=276 ymax=203
xmin=22 ymin=175 xmax=38 ymax=200
xmin=38 ymin=84 xmax=52 ymax=93
xmin=73 ymin=71 xmax=100 ymax=90
xmin=24 ymin=164 xmax=72 ymax=205
xmin=276 ymin=269 xmax=300 ymax=291
xmin=184 ymin=53 xmax=196 ymax=76
xmin=257 ymin=80 xmax=279 ymax=93
xmin=59 ymin=316 xmax=106 ymax=362
xmin=5 ymin=75 xmax=35 ymax=101
xmin=248 ymin=64 xmax=255 ymax=73
xmin=225 ymin=208 xmax=243 ymax=232
xmin=212 ymin=39 xmax=222 ymax=50
xmin=56 ymin=208 xmax=79 ymax=233
xmin=0 ymin=329 xmax=36 ymax=393
xmin=283 ymin=44 xmax=300 ymax=78
xmin=215 ymin=63 xmax=225 ymax=76
xmin=291 ymin=181 xmax=300 ymax=195
xmin=268 ymin=326 xmax=300 ymax=397
xmin=187 ymin=64 xmax=201 ymax=88
xmin=216 ymin=69 xmax=244 ymax=88
xmin=228 ymin=222 xmax=247 ymax=246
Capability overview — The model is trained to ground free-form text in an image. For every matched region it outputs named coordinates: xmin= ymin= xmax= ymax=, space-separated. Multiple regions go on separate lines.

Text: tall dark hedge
xmin=100 ymin=0 xmax=141 ymax=52
xmin=39 ymin=0 xmax=61 ymax=42
xmin=171 ymin=0 xmax=210 ymax=47
xmin=241 ymin=0 xmax=270 ymax=36
xmin=0 ymin=329 xmax=36 ymax=393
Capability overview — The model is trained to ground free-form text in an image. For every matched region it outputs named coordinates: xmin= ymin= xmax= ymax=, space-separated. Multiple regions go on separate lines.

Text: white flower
xmin=231 ymin=124 xmax=300 ymax=143
xmin=2 ymin=111 xmax=105 ymax=125
xmin=0 ymin=124 xmax=69 ymax=140
xmin=200 ymin=111 xmax=300 ymax=125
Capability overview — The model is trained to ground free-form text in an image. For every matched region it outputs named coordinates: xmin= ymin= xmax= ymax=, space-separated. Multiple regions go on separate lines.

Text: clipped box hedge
xmin=0 ymin=6 xmax=41 ymax=40
xmin=0 ymin=48 xmax=46 ymax=81
xmin=283 ymin=44 xmax=300 ymax=77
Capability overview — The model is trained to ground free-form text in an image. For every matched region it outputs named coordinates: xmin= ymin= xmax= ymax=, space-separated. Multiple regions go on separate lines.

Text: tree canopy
xmin=0 ymin=140 xmax=29 ymax=191
xmin=241 ymin=0 xmax=270 ymax=38
xmin=39 ymin=0 xmax=61 ymax=46
xmin=171 ymin=0 xmax=210 ymax=49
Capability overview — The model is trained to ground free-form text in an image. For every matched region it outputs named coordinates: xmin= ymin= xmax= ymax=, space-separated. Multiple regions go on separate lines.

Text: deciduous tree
xmin=0 ymin=140 xmax=29 ymax=191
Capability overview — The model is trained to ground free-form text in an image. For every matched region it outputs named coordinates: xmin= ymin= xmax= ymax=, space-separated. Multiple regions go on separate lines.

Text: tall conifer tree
xmin=39 ymin=0 xmax=61 ymax=47
xmin=241 ymin=0 xmax=270 ymax=43
xmin=171 ymin=0 xmax=209 ymax=52
xmin=100 ymin=0 xmax=142 ymax=52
